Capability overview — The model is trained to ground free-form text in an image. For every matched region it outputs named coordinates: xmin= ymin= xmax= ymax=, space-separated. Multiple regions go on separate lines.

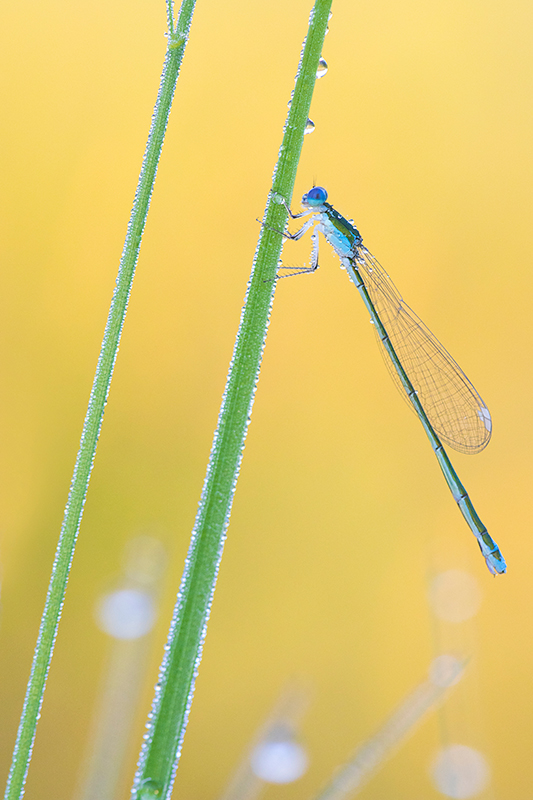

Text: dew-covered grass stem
xmin=131 ymin=2 xmax=333 ymax=799
xmin=3 ymin=3 xmax=197 ymax=799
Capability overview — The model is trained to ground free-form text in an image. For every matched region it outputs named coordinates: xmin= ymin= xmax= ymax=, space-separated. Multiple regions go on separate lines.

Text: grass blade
xmin=3 ymin=4 xmax=197 ymax=798
xmin=312 ymin=658 xmax=467 ymax=800
xmin=131 ymin=2 xmax=333 ymax=799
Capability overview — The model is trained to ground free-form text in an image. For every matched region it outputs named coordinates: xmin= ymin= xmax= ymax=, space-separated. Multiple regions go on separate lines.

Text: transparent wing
xmin=353 ymin=246 xmax=491 ymax=454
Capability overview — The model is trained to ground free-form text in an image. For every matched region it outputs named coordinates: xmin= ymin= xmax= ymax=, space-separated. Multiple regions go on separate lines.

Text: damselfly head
xmin=302 ymin=186 xmax=328 ymax=207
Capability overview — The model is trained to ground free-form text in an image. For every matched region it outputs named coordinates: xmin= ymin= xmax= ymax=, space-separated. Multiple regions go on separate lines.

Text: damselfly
xmin=276 ymin=186 xmax=505 ymax=575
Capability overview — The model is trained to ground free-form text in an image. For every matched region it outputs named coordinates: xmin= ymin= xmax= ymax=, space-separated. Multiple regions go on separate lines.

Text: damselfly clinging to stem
xmin=274 ymin=186 xmax=506 ymax=575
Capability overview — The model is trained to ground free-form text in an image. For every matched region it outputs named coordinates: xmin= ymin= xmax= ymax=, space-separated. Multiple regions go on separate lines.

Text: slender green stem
xmin=3 ymin=5 xmax=196 ymax=799
xmin=166 ymin=0 xmax=175 ymax=38
xmin=131 ymin=3 xmax=332 ymax=799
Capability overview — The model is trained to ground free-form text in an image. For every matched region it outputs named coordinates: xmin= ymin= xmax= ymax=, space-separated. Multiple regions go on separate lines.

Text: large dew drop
xmin=429 ymin=654 xmax=464 ymax=688
xmin=250 ymin=739 xmax=308 ymax=784
xmin=96 ymin=588 xmax=156 ymax=639
xmin=304 ymin=119 xmax=315 ymax=135
xmin=428 ymin=570 xmax=482 ymax=623
xmin=431 ymin=745 xmax=490 ymax=798
xmin=316 ymin=58 xmax=328 ymax=78
xmin=137 ymin=778 xmax=163 ymax=799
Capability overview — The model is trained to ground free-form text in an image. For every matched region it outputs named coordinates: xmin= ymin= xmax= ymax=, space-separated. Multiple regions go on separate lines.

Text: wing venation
xmin=354 ymin=247 xmax=491 ymax=455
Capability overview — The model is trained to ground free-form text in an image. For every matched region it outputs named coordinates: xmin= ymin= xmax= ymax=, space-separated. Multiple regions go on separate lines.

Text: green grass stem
xmin=3 ymin=4 xmax=196 ymax=799
xmin=131 ymin=2 xmax=333 ymax=799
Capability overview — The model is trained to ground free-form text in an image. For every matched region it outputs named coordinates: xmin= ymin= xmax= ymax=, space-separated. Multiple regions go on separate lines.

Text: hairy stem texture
xmin=4 ymin=4 xmax=197 ymax=799
xmin=132 ymin=2 xmax=333 ymax=799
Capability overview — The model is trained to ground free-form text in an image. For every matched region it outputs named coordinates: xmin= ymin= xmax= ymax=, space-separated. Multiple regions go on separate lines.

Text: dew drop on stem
xmin=138 ymin=778 xmax=163 ymax=799
xmin=316 ymin=58 xmax=328 ymax=78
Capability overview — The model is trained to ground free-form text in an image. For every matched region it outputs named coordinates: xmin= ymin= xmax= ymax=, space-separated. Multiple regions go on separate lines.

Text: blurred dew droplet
xmin=250 ymin=739 xmax=308 ymax=784
xmin=431 ymin=745 xmax=490 ymax=798
xmin=304 ymin=119 xmax=315 ymax=135
xmin=429 ymin=654 xmax=465 ymax=688
xmin=96 ymin=588 xmax=157 ymax=639
xmin=429 ymin=570 xmax=482 ymax=622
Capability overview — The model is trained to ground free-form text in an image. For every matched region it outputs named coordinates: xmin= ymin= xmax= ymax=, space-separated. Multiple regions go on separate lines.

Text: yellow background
xmin=0 ymin=0 xmax=531 ymax=797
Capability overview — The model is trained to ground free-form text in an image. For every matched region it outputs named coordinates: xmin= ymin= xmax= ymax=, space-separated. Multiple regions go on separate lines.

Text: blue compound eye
xmin=303 ymin=186 xmax=328 ymax=206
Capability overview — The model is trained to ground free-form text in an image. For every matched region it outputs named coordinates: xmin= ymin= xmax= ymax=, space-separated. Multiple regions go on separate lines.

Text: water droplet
xmin=138 ymin=778 xmax=163 ymax=799
xmin=316 ymin=58 xmax=328 ymax=78
xmin=431 ymin=745 xmax=490 ymax=798
xmin=429 ymin=570 xmax=482 ymax=623
xmin=96 ymin=588 xmax=156 ymax=639
xmin=304 ymin=119 xmax=315 ymax=135
xmin=251 ymin=740 xmax=308 ymax=784
xmin=429 ymin=654 xmax=464 ymax=687
xmin=325 ymin=25 xmax=329 ymax=34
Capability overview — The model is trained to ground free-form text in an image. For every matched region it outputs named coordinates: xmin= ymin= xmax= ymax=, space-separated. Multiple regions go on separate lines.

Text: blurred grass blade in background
xmin=219 ymin=683 xmax=310 ymax=800
xmin=3 ymin=2 xmax=197 ymax=799
xmin=313 ymin=656 xmax=466 ymax=800
xmin=131 ymin=2 xmax=332 ymax=799
xmin=74 ymin=537 xmax=166 ymax=800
